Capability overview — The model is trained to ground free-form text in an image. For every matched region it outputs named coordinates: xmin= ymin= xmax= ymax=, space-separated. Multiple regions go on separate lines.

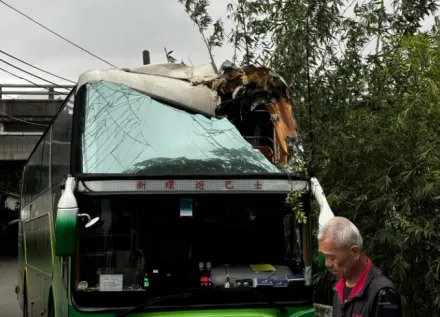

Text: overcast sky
xmin=0 ymin=0 xmax=235 ymax=87
xmin=0 ymin=0 xmax=436 ymax=92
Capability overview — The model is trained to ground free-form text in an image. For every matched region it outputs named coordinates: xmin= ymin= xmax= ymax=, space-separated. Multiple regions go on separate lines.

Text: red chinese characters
xmin=254 ymin=181 xmax=263 ymax=190
xmin=225 ymin=180 xmax=234 ymax=190
xmin=165 ymin=180 xmax=175 ymax=190
xmin=195 ymin=180 xmax=205 ymax=190
xmin=136 ymin=180 xmax=146 ymax=190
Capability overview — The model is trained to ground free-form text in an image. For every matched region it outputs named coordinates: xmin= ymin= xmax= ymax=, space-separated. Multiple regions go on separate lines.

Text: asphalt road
xmin=0 ymin=257 xmax=21 ymax=317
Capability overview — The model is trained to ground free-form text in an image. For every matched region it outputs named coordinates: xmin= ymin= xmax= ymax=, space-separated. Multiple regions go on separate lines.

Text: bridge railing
xmin=0 ymin=84 xmax=75 ymax=100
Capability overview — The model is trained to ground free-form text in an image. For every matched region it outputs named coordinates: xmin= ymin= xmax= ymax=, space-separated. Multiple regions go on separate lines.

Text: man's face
xmin=318 ymin=237 xmax=360 ymax=280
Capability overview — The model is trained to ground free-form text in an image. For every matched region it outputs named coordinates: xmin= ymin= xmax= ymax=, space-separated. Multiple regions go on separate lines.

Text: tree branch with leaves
xmin=178 ymin=0 xmax=224 ymax=73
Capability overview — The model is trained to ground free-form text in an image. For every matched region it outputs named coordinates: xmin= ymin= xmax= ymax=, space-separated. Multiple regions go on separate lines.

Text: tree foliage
xmin=178 ymin=0 xmax=440 ymax=315
xmin=177 ymin=0 xmax=225 ymax=72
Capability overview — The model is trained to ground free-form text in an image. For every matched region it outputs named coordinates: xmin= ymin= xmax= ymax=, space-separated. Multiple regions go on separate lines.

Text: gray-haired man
xmin=318 ymin=217 xmax=402 ymax=317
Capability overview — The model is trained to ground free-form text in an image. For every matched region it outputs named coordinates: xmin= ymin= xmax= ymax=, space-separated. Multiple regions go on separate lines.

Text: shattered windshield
xmin=80 ymin=81 xmax=281 ymax=174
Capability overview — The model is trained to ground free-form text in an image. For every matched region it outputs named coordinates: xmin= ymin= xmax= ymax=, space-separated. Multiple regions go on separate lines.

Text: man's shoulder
xmin=366 ymin=266 xmax=401 ymax=303
xmin=369 ymin=266 xmax=397 ymax=290
xmin=367 ymin=266 xmax=402 ymax=315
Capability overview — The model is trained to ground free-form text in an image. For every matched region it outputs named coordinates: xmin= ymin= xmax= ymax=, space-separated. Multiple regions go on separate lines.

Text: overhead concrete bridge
xmin=0 ymin=84 xmax=74 ymax=162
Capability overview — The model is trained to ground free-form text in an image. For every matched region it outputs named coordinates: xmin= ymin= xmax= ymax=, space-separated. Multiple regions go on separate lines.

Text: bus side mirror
xmin=55 ymin=175 xmax=78 ymax=256
xmin=310 ymin=177 xmax=334 ymax=270
xmin=55 ymin=208 xmax=77 ymax=256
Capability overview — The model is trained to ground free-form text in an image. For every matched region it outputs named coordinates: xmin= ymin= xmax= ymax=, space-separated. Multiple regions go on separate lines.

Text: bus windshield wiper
xmin=115 ymin=292 xmax=192 ymax=317
xmin=215 ymin=288 xmax=287 ymax=314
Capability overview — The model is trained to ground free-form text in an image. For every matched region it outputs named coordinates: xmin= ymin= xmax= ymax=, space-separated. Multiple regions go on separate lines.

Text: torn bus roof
xmin=76 ymin=61 xmax=304 ymax=165
xmin=202 ymin=61 xmax=302 ymax=164
xmin=130 ymin=62 xmax=218 ymax=84
xmin=76 ymin=63 xmax=220 ymax=117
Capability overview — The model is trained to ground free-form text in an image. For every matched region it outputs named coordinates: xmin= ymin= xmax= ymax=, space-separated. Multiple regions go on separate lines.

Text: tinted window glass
xmin=51 ymin=93 xmax=74 ymax=184
xmin=41 ymin=131 xmax=51 ymax=190
xmin=24 ymin=141 xmax=43 ymax=202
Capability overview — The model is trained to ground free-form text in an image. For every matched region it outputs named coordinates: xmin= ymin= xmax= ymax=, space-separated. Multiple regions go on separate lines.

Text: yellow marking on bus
xmin=48 ymin=212 xmax=54 ymax=268
xmin=249 ymin=264 xmax=275 ymax=272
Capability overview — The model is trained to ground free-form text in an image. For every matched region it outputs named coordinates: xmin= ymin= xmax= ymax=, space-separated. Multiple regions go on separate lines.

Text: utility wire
xmin=0 ymin=74 xmax=50 ymax=127
xmin=0 ymin=58 xmax=71 ymax=91
xmin=0 ymin=109 xmax=48 ymax=126
xmin=0 ymin=49 xmax=75 ymax=83
xmin=0 ymin=69 xmax=59 ymax=126
xmin=0 ymin=67 xmax=69 ymax=97
xmin=0 ymin=0 xmax=117 ymax=68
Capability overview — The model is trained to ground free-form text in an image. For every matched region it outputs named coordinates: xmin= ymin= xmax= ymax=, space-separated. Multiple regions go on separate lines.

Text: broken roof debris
xmin=201 ymin=61 xmax=301 ymax=165
xmin=77 ymin=60 xmax=305 ymax=169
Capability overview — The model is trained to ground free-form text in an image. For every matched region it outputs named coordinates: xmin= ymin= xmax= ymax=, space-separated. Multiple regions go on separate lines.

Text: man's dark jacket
xmin=332 ymin=258 xmax=402 ymax=317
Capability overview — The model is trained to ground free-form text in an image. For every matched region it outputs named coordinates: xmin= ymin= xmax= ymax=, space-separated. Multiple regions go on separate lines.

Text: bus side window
xmin=51 ymin=184 xmax=62 ymax=220
xmin=51 ymin=91 xmax=74 ymax=220
xmin=51 ymin=92 xmax=74 ymax=186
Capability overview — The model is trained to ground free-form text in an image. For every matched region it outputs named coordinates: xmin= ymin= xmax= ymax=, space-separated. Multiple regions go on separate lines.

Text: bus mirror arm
xmin=310 ymin=177 xmax=335 ymax=230
xmin=77 ymin=213 xmax=100 ymax=228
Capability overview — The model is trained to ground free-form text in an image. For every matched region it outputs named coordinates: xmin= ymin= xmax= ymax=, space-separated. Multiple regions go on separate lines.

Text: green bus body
xmin=17 ymin=68 xmax=316 ymax=317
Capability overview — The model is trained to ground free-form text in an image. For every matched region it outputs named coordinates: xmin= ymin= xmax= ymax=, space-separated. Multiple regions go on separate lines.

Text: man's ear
xmin=350 ymin=245 xmax=361 ymax=260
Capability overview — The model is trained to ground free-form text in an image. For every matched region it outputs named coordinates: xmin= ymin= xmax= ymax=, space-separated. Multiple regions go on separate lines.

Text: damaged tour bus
xmin=16 ymin=57 xmax=334 ymax=317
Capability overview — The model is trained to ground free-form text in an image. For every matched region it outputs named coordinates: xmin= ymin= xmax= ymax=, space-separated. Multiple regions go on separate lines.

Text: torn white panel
xmin=130 ymin=63 xmax=217 ymax=84
xmin=76 ymin=67 xmax=220 ymax=117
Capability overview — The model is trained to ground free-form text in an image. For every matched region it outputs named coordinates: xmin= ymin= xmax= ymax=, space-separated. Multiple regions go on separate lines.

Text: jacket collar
xmin=333 ymin=257 xmax=373 ymax=304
